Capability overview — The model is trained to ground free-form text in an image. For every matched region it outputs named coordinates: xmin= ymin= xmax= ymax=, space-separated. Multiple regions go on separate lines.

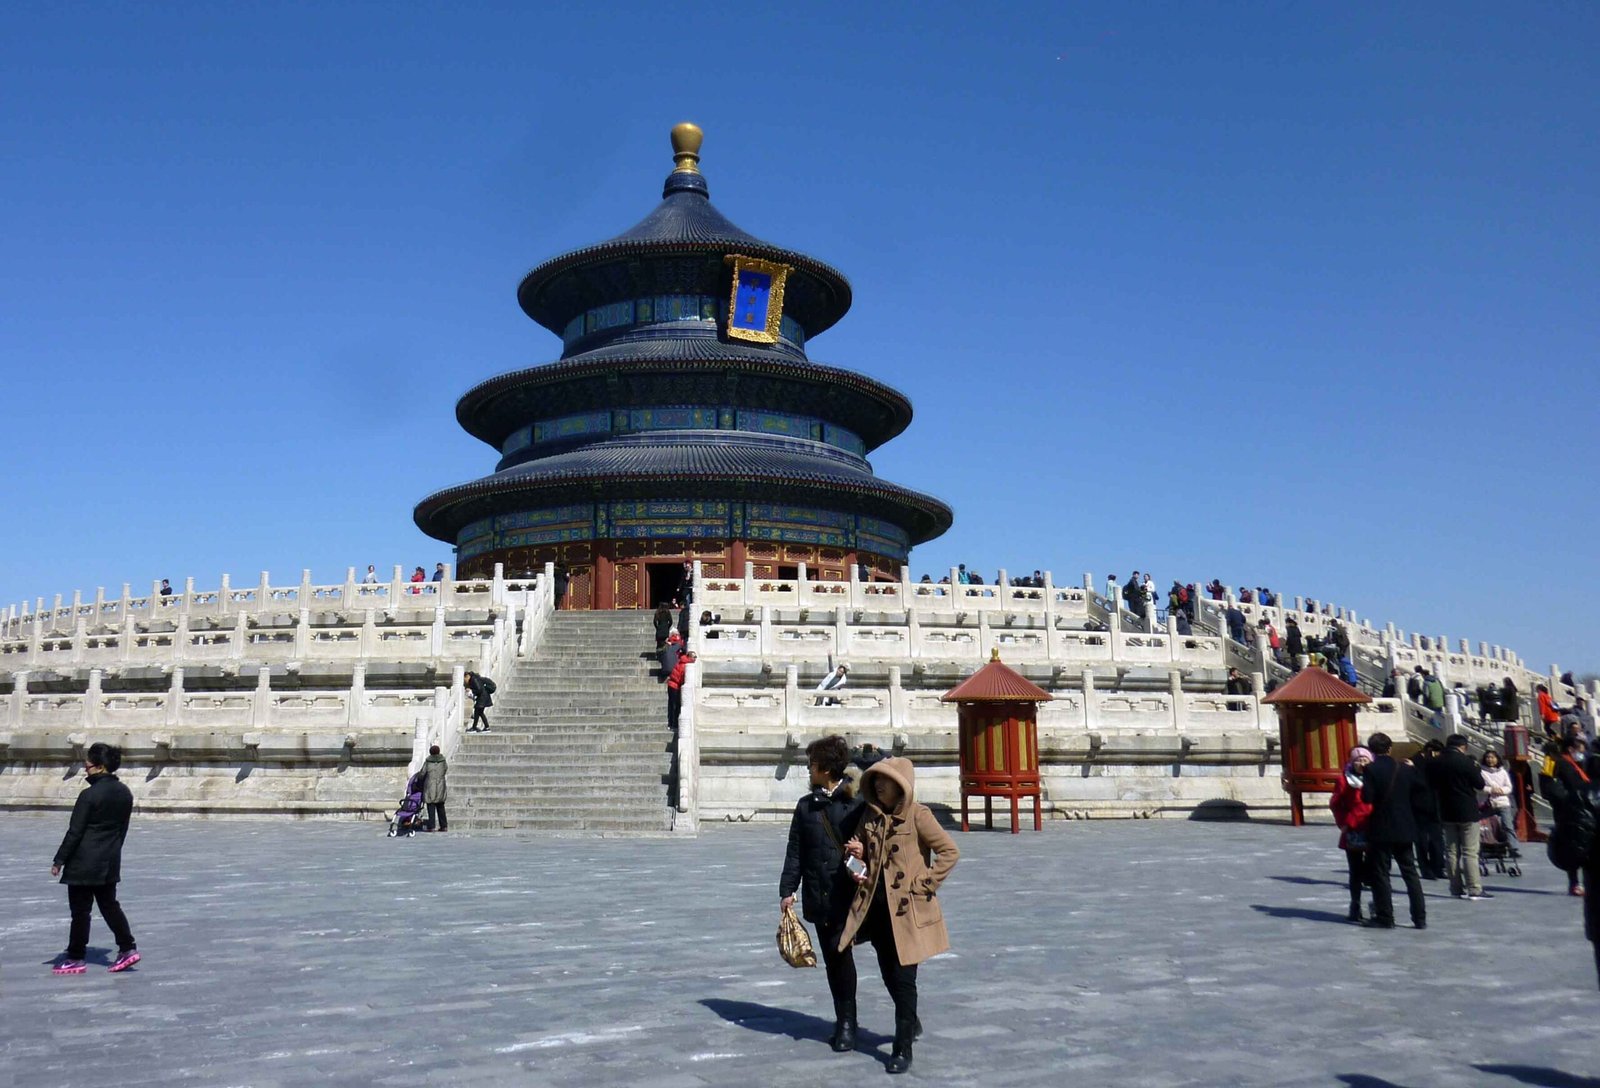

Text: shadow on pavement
xmin=1269 ymin=875 xmax=1349 ymax=889
xmin=1338 ymin=1076 xmax=1417 ymax=1088
xmin=1475 ymin=1065 xmax=1600 ymax=1087
xmin=1481 ymin=884 xmax=1561 ymax=897
xmin=700 ymin=998 xmax=891 ymax=1050
xmin=38 ymin=946 xmax=115 ymax=966
xmin=1250 ymin=904 xmax=1354 ymax=925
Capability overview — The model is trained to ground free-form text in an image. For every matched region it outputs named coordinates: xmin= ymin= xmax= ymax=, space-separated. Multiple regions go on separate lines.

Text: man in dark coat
xmin=1360 ymin=732 xmax=1428 ymax=930
xmin=1284 ymin=616 xmax=1304 ymax=664
xmin=50 ymin=742 xmax=140 ymax=974
xmin=1225 ymin=606 xmax=1247 ymax=644
xmin=780 ymin=735 xmax=865 ymax=1052
xmin=1411 ymin=740 xmax=1447 ymax=879
xmin=1429 ymin=734 xmax=1488 ymax=899
xmin=553 ymin=566 xmax=570 ymax=610
xmin=1497 ymin=678 xmax=1521 ymax=723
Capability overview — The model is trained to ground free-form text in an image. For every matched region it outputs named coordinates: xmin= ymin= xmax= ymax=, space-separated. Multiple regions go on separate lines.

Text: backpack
xmin=480 ymin=677 xmax=497 ymax=695
xmin=1547 ymin=802 xmax=1597 ymax=873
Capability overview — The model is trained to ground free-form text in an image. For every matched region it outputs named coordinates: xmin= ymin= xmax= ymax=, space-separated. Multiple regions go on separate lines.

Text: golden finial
xmin=671 ymin=122 xmax=704 ymax=174
xmin=990 ymin=647 xmax=1002 ymax=663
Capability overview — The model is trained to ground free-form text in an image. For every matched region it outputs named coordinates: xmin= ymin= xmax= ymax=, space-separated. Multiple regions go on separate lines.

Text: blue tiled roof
xmin=452 ymin=335 xmax=915 ymax=450
xmin=516 ymin=170 xmax=851 ymax=337
xmin=603 ymin=185 xmax=769 ymax=248
xmin=414 ymin=432 xmax=953 ymax=543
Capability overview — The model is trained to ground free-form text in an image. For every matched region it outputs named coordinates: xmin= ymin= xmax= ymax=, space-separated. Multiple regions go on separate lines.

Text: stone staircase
xmin=449 ymin=610 xmax=675 ymax=832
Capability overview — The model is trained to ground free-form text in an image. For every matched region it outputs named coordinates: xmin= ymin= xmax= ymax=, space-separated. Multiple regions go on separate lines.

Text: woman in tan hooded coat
xmin=840 ymin=756 xmax=958 ymax=1074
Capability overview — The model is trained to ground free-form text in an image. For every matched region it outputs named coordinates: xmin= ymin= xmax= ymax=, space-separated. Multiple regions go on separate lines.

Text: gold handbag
xmin=777 ymin=903 xmax=818 ymax=968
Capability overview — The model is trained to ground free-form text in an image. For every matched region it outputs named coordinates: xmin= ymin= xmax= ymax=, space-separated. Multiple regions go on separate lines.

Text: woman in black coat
xmin=50 ymin=742 xmax=140 ymax=974
xmin=1498 ymin=678 xmax=1521 ymax=723
xmin=779 ymin=734 xmax=864 ymax=1053
xmin=653 ymin=605 xmax=674 ymax=650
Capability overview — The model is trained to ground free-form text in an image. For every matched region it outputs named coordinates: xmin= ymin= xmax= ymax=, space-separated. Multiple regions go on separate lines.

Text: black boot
xmin=831 ymin=1000 xmax=857 ymax=1053
xmin=886 ymin=1016 xmax=914 ymax=1074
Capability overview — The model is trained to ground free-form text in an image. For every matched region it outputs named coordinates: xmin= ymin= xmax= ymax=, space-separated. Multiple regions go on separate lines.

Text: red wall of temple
xmin=460 ymin=538 xmax=902 ymax=609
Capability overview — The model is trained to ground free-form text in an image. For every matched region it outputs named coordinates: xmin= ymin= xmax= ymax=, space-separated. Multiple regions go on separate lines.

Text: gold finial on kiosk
xmin=670 ymin=122 xmax=704 ymax=174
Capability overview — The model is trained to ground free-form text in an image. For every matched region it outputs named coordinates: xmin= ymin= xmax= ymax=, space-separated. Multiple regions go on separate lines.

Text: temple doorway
xmin=646 ymin=561 xmax=686 ymax=608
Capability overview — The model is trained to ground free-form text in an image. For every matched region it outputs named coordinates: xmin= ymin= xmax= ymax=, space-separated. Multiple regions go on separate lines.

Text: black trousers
xmin=853 ymin=886 xmax=918 ymax=1027
xmin=426 ymin=801 xmax=447 ymax=831
xmin=1368 ymin=842 xmax=1427 ymax=927
xmin=1344 ymin=848 xmax=1371 ymax=913
xmin=817 ymin=920 xmax=856 ymax=1013
xmin=66 ymin=883 xmax=135 ymax=959
xmin=1416 ymin=821 xmax=1445 ymax=877
xmin=667 ymin=687 xmax=682 ymax=731
xmin=471 ymin=704 xmax=489 ymax=729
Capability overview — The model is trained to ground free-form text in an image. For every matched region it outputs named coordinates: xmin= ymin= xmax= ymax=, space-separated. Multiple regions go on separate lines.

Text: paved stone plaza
xmin=3 ymin=813 xmax=1597 ymax=1088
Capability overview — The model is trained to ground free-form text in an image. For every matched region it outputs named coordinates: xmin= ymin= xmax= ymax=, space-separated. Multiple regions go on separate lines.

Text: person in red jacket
xmin=666 ymin=650 xmax=696 ymax=732
xmin=1537 ymin=684 xmax=1562 ymax=740
xmin=1330 ymin=745 xmax=1376 ymax=923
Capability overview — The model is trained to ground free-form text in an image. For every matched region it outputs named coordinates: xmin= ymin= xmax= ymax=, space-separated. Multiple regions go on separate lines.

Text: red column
xmin=594 ymin=546 xmax=615 ymax=610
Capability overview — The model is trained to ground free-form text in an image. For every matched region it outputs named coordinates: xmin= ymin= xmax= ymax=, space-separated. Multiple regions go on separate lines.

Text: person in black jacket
xmin=1428 ymin=735 xmax=1489 ymax=899
xmin=50 ymin=742 xmax=139 ymax=974
xmin=1284 ymin=617 xmax=1304 ymax=666
xmin=464 ymin=671 xmax=494 ymax=732
xmin=1411 ymin=740 xmax=1447 ymax=879
xmin=1360 ymin=733 xmax=1428 ymax=930
xmin=780 ymin=735 xmax=865 ymax=1053
xmin=1498 ymin=678 xmax=1521 ymax=723
xmin=1544 ymin=736 xmax=1597 ymax=896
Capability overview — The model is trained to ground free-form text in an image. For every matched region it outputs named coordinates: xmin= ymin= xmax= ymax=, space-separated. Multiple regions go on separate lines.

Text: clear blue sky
xmin=2 ymin=3 xmax=1595 ymax=675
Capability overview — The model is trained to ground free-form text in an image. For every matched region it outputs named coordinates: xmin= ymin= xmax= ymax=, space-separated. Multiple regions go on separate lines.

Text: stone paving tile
xmin=2 ymin=813 xmax=1598 ymax=1087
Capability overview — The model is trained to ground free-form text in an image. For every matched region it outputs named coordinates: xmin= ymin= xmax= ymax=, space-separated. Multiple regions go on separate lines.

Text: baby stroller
xmin=387 ymin=770 xmax=428 ymax=838
xmin=1478 ymin=812 xmax=1523 ymax=878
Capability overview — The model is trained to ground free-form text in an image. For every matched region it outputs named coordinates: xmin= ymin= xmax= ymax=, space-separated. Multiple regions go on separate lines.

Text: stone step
xmin=453 ymin=788 xmax=668 ymax=803
xmin=457 ymin=748 xmax=665 ymax=760
xmin=488 ymin=712 xmax=663 ymax=724
xmin=493 ymin=697 xmax=660 ymax=708
xmin=498 ymin=686 xmax=661 ymax=697
xmin=456 ymin=798 xmax=669 ymax=813
xmin=449 ymin=816 xmax=672 ymax=832
xmin=460 ymin=734 xmax=666 ymax=746
xmin=454 ymin=745 xmax=666 ymax=758
xmin=448 ymin=763 xmax=668 ymax=778
xmin=496 ymin=692 xmax=661 ymax=703
xmin=516 ymin=662 xmax=659 ymax=672
xmin=501 ymin=702 xmax=660 ymax=711
xmin=470 ymin=734 xmax=666 ymax=745
xmin=498 ymin=691 xmax=661 ymax=702
xmin=454 ymin=746 xmax=668 ymax=760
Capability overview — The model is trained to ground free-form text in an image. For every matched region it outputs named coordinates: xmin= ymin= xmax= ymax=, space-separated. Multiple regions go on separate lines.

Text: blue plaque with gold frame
xmin=724 ymin=254 xmax=791 ymax=344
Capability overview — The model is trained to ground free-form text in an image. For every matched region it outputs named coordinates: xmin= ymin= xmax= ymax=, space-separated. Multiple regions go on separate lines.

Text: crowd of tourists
xmin=1329 ymin=728 xmax=1600 ymax=987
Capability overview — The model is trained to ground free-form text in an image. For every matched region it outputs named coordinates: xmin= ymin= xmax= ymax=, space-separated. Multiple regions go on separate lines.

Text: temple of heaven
xmin=414 ymin=123 xmax=952 ymax=609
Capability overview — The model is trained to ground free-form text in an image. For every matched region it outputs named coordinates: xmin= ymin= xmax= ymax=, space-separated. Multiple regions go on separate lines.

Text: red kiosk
xmin=942 ymin=649 xmax=1051 ymax=833
xmin=1262 ymin=669 xmax=1372 ymax=826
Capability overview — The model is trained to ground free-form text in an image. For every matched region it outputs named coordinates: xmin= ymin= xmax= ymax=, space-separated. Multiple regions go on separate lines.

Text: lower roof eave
xmin=413 ymin=472 xmax=952 ymax=547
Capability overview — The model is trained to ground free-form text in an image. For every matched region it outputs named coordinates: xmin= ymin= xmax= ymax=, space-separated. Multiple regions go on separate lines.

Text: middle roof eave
xmin=453 ymin=345 xmax=915 ymax=451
